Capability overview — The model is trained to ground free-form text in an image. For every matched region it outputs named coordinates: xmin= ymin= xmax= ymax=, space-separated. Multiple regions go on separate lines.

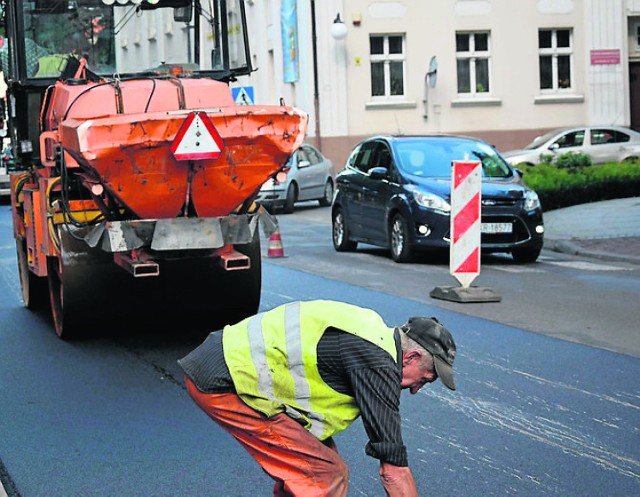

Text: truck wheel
xmin=16 ymin=238 xmax=48 ymax=310
xmin=47 ymin=255 xmax=82 ymax=340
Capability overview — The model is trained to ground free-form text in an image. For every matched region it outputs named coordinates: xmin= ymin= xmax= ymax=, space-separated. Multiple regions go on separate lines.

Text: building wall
xmin=586 ymin=0 xmax=627 ymax=126
xmin=243 ymin=1 xmax=632 ymax=170
xmin=345 ymin=1 xmax=589 ymax=137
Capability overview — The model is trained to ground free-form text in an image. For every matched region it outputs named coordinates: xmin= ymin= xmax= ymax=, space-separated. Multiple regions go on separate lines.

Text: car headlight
xmin=411 ymin=189 xmax=451 ymax=213
xmin=524 ymin=190 xmax=541 ymax=211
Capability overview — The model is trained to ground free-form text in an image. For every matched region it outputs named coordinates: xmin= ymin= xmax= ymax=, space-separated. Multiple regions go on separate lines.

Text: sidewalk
xmin=543 ymin=197 xmax=640 ymax=265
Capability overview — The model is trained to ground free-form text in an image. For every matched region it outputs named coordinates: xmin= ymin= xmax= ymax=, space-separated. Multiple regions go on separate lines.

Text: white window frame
xmin=456 ymin=31 xmax=491 ymax=96
xmin=369 ymin=34 xmax=407 ymax=101
xmin=538 ymin=28 xmax=573 ymax=92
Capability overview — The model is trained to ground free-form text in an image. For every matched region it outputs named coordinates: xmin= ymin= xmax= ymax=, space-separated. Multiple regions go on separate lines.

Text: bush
xmin=554 ymin=152 xmax=592 ymax=171
xmin=519 ymin=160 xmax=640 ymax=211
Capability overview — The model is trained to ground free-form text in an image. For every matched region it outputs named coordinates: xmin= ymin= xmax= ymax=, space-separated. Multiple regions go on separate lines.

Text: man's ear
xmin=402 ymin=350 xmax=421 ymax=365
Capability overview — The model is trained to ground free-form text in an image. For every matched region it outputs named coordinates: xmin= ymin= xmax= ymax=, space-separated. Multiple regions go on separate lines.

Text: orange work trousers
xmin=185 ymin=376 xmax=349 ymax=497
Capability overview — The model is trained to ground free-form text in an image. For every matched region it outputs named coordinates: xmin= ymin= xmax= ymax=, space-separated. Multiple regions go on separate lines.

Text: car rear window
xmin=395 ymin=138 xmax=514 ymax=179
xmin=591 ymin=129 xmax=630 ymax=145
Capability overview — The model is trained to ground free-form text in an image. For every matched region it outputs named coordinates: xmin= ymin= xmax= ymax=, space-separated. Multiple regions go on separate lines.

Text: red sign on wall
xmin=590 ymin=49 xmax=621 ymax=65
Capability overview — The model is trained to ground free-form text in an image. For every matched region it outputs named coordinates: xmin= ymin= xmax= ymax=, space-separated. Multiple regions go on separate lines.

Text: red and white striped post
xmin=450 ymin=160 xmax=481 ymax=288
xmin=430 ymin=159 xmax=501 ymax=303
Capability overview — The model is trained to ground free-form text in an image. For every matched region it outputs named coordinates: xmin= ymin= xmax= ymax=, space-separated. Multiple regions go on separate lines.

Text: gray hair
xmin=399 ymin=328 xmax=435 ymax=371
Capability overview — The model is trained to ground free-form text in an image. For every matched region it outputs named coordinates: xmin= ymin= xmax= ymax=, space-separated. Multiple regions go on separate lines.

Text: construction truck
xmin=1 ymin=0 xmax=307 ymax=338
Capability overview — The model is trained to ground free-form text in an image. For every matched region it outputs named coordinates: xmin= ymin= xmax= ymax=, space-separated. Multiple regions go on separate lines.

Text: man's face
xmin=401 ymin=350 xmax=438 ymax=394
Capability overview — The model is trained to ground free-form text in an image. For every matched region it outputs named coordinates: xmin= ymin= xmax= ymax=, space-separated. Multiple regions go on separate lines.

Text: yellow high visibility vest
xmin=35 ymin=55 xmax=69 ymax=77
xmin=222 ymin=300 xmax=398 ymax=440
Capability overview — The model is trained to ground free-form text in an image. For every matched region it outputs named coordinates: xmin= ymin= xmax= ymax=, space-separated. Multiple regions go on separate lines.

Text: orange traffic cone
xmin=267 ymin=228 xmax=285 ymax=258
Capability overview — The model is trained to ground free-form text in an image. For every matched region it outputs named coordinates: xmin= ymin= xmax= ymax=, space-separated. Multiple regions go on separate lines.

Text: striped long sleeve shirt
xmin=178 ymin=327 xmax=408 ymax=466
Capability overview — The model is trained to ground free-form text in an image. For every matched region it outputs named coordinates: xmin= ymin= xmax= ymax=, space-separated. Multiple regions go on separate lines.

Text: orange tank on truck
xmin=2 ymin=0 xmax=307 ymax=339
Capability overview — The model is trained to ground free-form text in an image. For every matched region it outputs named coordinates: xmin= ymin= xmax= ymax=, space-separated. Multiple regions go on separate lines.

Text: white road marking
xmin=544 ymin=260 xmax=633 ymax=271
xmin=491 ymin=265 xmax=544 ymax=273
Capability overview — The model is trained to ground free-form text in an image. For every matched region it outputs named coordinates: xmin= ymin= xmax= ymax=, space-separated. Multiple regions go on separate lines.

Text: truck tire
xmin=47 ymin=255 xmax=83 ymax=340
xmin=16 ymin=238 xmax=48 ymax=310
xmin=45 ymin=224 xmax=262 ymax=338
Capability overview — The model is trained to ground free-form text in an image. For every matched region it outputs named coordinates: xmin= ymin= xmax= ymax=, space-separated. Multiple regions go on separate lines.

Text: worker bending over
xmin=179 ymin=299 xmax=457 ymax=496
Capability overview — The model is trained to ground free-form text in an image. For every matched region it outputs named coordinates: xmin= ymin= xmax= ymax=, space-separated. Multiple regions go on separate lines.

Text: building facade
xmin=237 ymin=0 xmax=638 ymax=169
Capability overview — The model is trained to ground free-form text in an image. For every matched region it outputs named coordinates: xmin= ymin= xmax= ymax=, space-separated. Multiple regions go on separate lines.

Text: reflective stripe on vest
xmin=224 ymin=300 xmax=397 ymax=440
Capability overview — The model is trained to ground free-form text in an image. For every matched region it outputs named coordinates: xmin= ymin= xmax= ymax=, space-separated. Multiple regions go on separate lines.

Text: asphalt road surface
xmin=269 ymin=204 xmax=640 ymax=358
xmin=0 ymin=203 xmax=639 ymax=496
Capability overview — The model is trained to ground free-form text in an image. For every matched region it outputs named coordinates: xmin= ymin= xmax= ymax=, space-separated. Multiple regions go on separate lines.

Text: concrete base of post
xmin=430 ymin=285 xmax=502 ymax=303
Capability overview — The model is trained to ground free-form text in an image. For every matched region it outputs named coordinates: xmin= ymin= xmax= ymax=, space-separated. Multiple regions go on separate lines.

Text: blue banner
xmin=281 ymin=0 xmax=299 ymax=83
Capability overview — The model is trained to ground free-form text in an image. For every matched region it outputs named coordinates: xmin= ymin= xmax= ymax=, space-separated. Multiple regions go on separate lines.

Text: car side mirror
xmin=298 ymin=160 xmax=311 ymax=169
xmin=369 ymin=166 xmax=388 ymax=179
xmin=514 ymin=168 xmax=524 ymax=178
xmin=549 ymin=143 xmax=559 ymax=151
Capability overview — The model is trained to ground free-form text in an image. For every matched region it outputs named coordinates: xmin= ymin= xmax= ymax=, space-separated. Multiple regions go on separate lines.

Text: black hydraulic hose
xmin=62 ymin=80 xmax=114 ymax=121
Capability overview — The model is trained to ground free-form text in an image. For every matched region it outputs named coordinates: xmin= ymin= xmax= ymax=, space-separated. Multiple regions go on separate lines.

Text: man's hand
xmin=379 ymin=462 xmax=419 ymax=496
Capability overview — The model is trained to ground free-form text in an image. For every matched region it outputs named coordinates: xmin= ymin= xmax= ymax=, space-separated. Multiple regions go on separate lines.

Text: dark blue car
xmin=331 ymin=135 xmax=545 ymax=263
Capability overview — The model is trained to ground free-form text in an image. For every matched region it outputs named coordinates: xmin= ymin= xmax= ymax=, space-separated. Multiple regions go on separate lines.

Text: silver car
xmin=502 ymin=126 xmax=640 ymax=166
xmin=256 ymin=144 xmax=335 ymax=213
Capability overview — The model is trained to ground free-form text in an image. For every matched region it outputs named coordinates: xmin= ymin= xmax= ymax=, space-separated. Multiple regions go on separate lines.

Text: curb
xmin=545 ymin=239 xmax=640 ymax=265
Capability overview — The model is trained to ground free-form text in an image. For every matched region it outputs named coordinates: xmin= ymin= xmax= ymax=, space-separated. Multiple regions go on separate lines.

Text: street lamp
xmin=310 ymin=3 xmax=348 ymax=151
xmin=330 ymin=14 xmax=348 ymax=41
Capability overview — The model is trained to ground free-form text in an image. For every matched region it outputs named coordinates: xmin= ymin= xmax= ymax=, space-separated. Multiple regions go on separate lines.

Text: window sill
xmin=534 ymin=94 xmax=585 ymax=104
xmin=451 ymin=97 xmax=502 ymax=107
xmin=365 ymin=100 xmax=418 ymax=110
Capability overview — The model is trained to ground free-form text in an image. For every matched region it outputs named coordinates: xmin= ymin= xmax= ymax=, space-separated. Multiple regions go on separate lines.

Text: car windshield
xmin=524 ymin=130 xmax=562 ymax=150
xmin=395 ymin=138 xmax=514 ymax=179
xmin=2 ymin=0 xmax=250 ymax=80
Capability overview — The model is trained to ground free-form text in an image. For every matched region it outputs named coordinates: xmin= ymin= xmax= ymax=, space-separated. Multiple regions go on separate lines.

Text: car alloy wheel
xmin=390 ymin=214 xmax=412 ymax=263
xmin=332 ymin=208 xmax=357 ymax=251
xmin=319 ymin=180 xmax=333 ymax=207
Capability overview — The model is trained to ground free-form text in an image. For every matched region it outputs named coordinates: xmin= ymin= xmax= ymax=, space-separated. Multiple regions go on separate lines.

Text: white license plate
xmin=481 ymin=222 xmax=512 ymax=234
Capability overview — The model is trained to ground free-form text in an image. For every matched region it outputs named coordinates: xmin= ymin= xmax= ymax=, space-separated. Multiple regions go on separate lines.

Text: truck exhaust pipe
xmin=114 ymin=251 xmax=160 ymax=278
xmin=219 ymin=247 xmax=251 ymax=271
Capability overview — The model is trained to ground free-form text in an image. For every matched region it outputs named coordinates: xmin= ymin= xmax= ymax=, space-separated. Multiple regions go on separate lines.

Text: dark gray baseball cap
xmin=401 ymin=317 xmax=457 ymax=390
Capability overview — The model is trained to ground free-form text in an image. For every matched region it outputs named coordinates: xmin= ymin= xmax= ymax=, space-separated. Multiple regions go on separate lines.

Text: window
xmin=296 ymin=148 xmax=309 ymax=166
xmin=354 ymin=142 xmax=379 ymax=173
xmin=539 ymin=29 xmax=572 ymax=90
xmin=302 ymin=146 xmax=322 ymax=164
xmin=456 ymin=32 xmax=490 ymax=94
xmin=553 ymin=130 xmax=584 ymax=149
xmin=591 ymin=129 xmax=630 ymax=145
xmin=370 ymin=34 xmax=406 ymax=98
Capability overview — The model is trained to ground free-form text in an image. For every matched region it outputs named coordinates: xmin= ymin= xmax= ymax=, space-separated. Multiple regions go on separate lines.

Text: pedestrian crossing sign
xmin=231 ymin=86 xmax=255 ymax=105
